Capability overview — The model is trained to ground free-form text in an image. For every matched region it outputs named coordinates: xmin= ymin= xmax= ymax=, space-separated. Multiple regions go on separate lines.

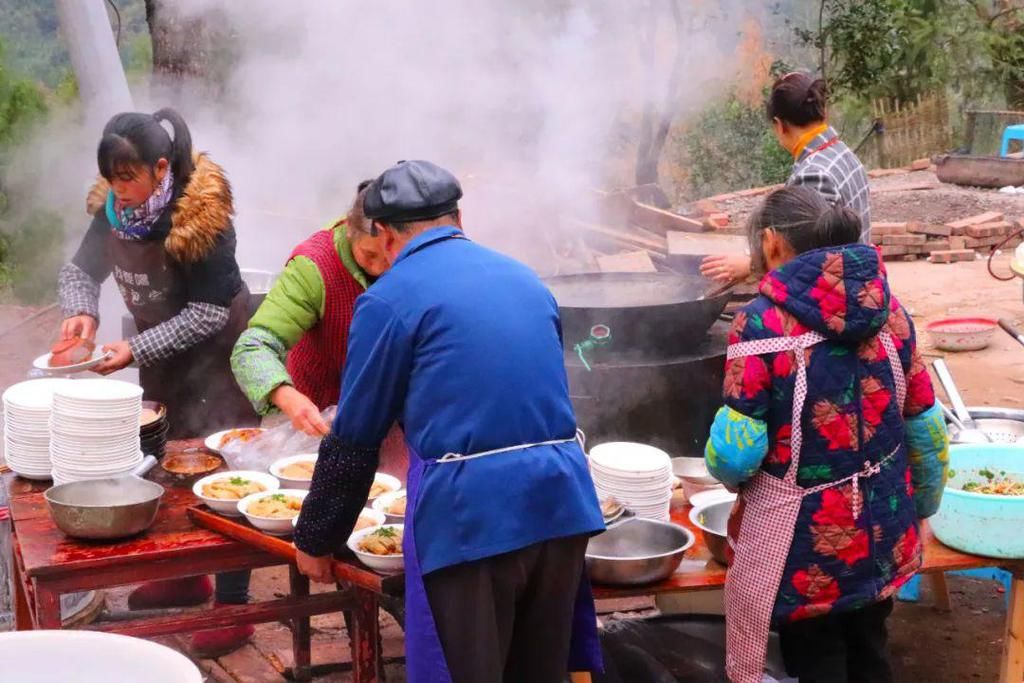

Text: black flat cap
xmin=363 ymin=160 xmax=463 ymax=223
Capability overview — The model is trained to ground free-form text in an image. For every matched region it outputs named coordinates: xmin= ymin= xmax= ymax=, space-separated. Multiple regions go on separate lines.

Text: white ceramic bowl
xmin=203 ymin=428 xmax=266 ymax=455
xmin=269 ymin=453 xmax=318 ymax=490
xmin=0 ymin=630 xmax=202 ymax=683
xmin=372 ymin=490 xmax=408 ymax=523
xmin=192 ymin=471 xmax=280 ymax=516
xmin=368 ymin=473 xmax=402 ymax=502
xmin=238 ymin=489 xmax=308 ymax=535
xmin=347 ymin=524 xmax=405 ymax=574
xmin=293 ymin=505 xmax=385 ymax=530
xmin=687 ymin=488 xmax=736 ymax=510
xmin=670 ymin=457 xmax=719 ymax=485
xmin=680 ymin=479 xmax=725 ymax=502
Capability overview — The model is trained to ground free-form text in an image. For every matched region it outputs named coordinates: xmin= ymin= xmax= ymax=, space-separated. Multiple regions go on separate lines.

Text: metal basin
xmin=689 ymin=498 xmax=734 ymax=565
xmin=586 ymin=518 xmax=694 ymax=586
xmin=44 ymin=477 xmax=164 ymax=540
xmin=948 ymin=407 xmax=1024 ymax=445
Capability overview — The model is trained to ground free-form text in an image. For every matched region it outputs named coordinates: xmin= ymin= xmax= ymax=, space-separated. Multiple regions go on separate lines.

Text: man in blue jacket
xmin=294 ymin=160 xmax=605 ymax=682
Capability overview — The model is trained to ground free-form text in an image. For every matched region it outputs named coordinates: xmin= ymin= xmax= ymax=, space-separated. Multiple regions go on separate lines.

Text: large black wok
xmin=545 ymin=272 xmax=731 ymax=357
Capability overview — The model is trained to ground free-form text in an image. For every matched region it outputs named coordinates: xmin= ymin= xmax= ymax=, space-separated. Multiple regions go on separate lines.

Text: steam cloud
xmin=10 ymin=0 xmax=764 ymax=349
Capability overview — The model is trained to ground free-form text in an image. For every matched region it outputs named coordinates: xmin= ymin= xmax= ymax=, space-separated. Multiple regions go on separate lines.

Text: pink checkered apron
xmin=723 ymin=331 xmax=907 ymax=682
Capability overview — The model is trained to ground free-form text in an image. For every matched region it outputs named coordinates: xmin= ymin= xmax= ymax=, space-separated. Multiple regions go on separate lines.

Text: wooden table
xmin=1 ymin=439 xmax=373 ymax=682
xmin=590 ymin=505 xmax=1024 ymax=683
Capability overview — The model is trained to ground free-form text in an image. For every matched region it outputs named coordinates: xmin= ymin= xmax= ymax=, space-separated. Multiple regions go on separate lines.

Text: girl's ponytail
xmin=153 ymin=107 xmax=194 ymax=187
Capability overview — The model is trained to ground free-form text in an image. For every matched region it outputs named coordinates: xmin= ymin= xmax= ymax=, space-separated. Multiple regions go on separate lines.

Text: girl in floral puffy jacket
xmin=704 ymin=185 xmax=949 ymax=683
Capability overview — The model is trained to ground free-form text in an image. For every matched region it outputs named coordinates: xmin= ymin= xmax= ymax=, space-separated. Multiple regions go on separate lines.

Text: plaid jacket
xmin=788 ymin=126 xmax=871 ymax=243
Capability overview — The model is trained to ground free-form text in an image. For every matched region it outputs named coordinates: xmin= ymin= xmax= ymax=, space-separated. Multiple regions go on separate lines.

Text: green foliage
xmin=0 ymin=37 xmax=62 ymax=304
xmin=796 ymin=0 xmax=1023 ymax=106
xmin=0 ymin=209 xmax=64 ymax=305
xmin=681 ymin=94 xmax=793 ymax=200
xmin=0 ymin=0 xmax=150 ymax=86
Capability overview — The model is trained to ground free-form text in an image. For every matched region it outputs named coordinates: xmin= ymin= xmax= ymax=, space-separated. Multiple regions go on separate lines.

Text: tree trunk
xmin=633 ymin=0 xmax=685 ymax=209
xmin=144 ymin=0 xmax=227 ymax=96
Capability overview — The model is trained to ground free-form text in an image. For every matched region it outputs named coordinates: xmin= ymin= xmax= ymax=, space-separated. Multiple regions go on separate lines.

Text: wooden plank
xmin=665 ymin=231 xmax=746 ymax=256
xmin=630 ymin=202 xmax=706 ymax=235
xmin=188 ymin=506 xmax=403 ymax=595
xmin=573 ymin=220 xmax=667 ymax=253
xmin=89 ymin=591 xmax=354 ymax=638
xmin=596 ymin=251 xmax=657 ymax=273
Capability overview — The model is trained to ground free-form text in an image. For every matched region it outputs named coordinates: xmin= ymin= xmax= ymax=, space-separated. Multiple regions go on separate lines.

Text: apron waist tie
xmin=805 ymin=446 xmax=900 ymax=519
xmin=437 ymin=429 xmax=585 ymax=463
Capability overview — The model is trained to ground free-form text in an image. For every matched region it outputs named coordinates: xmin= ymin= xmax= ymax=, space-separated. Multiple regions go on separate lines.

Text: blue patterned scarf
xmin=105 ymin=169 xmax=174 ymax=239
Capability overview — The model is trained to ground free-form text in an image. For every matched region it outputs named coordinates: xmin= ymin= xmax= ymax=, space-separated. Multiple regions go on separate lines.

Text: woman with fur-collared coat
xmin=57 ymin=108 xmax=259 ymax=657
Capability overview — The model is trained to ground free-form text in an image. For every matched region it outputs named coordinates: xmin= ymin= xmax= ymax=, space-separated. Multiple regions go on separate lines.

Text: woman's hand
xmin=296 ymin=549 xmax=335 ymax=584
xmin=700 ymin=254 xmax=753 ymax=283
xmin=94 ymin=340 xmax=134 ymax=375
xmin=272 ymin=385 xmax=330 ymax=436
xmin=61 ymin=315 xmax=98 ymax=342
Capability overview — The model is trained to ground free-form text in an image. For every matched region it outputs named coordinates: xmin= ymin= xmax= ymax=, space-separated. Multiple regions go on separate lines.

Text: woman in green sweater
xmin=231 ymin=182 xmax=405 ymax=473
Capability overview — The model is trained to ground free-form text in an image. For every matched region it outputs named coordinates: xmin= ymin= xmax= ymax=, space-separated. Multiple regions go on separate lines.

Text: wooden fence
xmin=870 ymin=93 xmax=952 ymax=168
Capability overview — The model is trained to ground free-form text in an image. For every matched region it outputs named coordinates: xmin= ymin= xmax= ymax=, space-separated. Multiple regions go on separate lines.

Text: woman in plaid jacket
xmin=702 ymin=71 xmax=872 ymax=284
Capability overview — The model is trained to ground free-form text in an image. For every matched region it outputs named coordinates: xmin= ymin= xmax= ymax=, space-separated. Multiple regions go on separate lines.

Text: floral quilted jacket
xmin=705 ymin=243 xmax=949 ymax=624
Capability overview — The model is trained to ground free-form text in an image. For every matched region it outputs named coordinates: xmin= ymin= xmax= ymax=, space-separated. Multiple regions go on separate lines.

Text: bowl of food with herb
xmin=192 ymin=471 xmax=280 ymax=516
xmin=348 ymin=524 xmax=404 ymax=573
xmin=931 ymin=444 xmax=1024 ymax=558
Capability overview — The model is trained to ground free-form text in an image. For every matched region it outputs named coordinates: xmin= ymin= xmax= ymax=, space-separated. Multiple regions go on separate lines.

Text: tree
xmin=143 ymin=0 xmax=231 ymax=95
xmin=633 ymin=0 xmax=686 ymax=207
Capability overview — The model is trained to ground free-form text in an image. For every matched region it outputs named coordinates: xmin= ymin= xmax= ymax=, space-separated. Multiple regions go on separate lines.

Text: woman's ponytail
xmin=153 ymin=107 xmax=194 ymax=187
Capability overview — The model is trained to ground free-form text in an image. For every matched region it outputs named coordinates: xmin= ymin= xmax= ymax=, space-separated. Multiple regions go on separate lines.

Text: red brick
xmin=901 ymin=254 xmax=920 ymax=262
xmin=929 ymin=249 xmax=976 ymax=264
xmin=908 ymin=221 xmax=951 ymax=237
xmin=922 ymin=239 xmax=951 ymax=253
xmin=706 ymin=212 xmax=730 ymax=229
xmin=880 ymin=245 xmax=909 ymax=258
xmin=946 ymin=212 xmax=1005 ymax=231
xmin=872 ymin=222 xmax=908 ymax=237
xmin=949 ymin=236 xmax=967 ymax=250
xmin=965 ymin=222 xmax=1010 ymax=239
xmin=882 ymin=234 xmax=927 ymax=246
xmin=910 ymin=157 xmax=932 ymax=171
xmin=964 ymin=235 xmax=1004 ymax=249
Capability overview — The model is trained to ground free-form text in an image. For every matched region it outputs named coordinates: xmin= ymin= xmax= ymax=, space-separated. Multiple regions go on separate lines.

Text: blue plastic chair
xmin=898 ymin=568 xmax=1012 ymax=606
xmin=1001 ymin=124 xmax=1024 ymax=157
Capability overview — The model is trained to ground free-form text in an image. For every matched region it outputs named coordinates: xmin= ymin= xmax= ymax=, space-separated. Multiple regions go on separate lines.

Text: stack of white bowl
xmin=49 ymin=379 xmax=144 ymax=485
xmin=589 ymin=442 xmax=673 ymax=521
xmin=2 ymin=379 xmax=70 ymax=480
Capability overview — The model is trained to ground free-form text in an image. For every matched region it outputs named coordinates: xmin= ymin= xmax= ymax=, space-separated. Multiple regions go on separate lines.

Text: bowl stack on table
xmin=2 ymin=379 xmax=70 ymax=480
xmin=139 ymin=401 xmax=169 ymax=459
xmin=589 ymin=442 xmax=674 ymax=521
xmin=49 ymin=379 xmax=144 ymax=485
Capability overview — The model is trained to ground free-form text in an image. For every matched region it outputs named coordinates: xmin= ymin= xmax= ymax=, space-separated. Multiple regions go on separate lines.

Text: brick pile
xmin=875 ymin=213 xmax=1023 ymax=264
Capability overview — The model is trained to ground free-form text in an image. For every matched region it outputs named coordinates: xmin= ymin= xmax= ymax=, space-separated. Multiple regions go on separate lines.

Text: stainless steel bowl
xmin=586 ymin=518 xmax=694 ymax=586
xmin=44 ymin=477 xmax=164 ymax=540
xmin=689 ymin=498 xmax=733 ymax=565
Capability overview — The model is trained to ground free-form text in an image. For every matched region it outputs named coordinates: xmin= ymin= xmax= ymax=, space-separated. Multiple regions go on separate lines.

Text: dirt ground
xmin=710 ymin=168 xmax=1024 ymax=230
xmin=1 ymin=181 xmax=1023 ymax=679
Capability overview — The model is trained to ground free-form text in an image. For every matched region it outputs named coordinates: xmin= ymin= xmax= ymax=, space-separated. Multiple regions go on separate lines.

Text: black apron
xmin=109 ymin=236 xmax=258 ymax=440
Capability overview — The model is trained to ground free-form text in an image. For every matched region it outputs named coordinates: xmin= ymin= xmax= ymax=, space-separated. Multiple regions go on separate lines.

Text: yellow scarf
xmin=790 ymin=123 xmax=829 ymax=160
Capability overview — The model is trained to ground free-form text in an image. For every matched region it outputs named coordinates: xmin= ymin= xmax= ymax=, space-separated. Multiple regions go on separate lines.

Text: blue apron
xmin=403 ymin=438 xmax=604 ymax=683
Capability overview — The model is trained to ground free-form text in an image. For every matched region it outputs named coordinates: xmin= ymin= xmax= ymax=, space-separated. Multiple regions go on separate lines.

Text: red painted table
xmin=590 ymin=505 xmax=1024 ymax=683
xmin=2 ymin=439 xmax=375 ymax=681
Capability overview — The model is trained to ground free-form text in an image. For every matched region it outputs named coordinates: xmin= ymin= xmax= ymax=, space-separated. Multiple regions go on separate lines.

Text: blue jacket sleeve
xmin=294 ymin=293 xmax=413 ymax=557
xmin=705 ymin=406 xmax=769 ymax=488
xmin=333 ymin=293 xmax=413 ymax=447
xmin=904 ymin=401 xmax=949 ymax=519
